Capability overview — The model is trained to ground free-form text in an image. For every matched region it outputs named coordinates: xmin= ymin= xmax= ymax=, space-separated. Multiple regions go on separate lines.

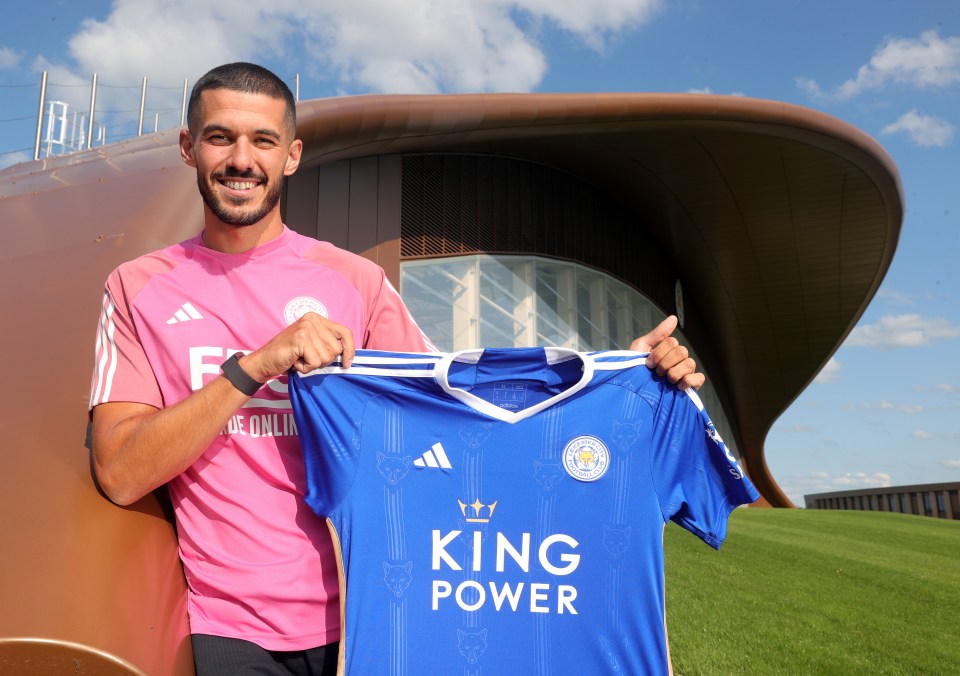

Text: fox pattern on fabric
xmin=611 ymin=419 xmax=643 ymax=452
xmin=376 ymin=452 xmax=412 ymax=485
xmin=382 ymin=561 xmax=413 ymax=597
xmin=459 ymin=423 xmax=492 ymax=449
xmin=599 ymin=634 xmax=629 ymax=672
xmin=533 ymin=461 xmax=565 ymax=491
xmin=603 ymin=525 xmax=633 ymax=559
xmin=457 ymin=628 xmax=488 ymax=664
xmin=457 ymin=521 xmax=488 ymax=550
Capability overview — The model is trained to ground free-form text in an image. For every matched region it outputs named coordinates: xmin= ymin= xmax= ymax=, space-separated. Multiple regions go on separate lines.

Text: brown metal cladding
xmin=0 ymin=92 xmax=902 ymax=670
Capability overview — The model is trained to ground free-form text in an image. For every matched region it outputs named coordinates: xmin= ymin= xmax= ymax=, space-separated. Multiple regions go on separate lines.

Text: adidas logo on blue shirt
xmin=413 ymin=442 xmax=452 ymax=469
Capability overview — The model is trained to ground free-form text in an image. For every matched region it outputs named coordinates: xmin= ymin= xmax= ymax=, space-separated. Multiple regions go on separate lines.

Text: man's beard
xmin=197 ymin=169 xmax=285 ymax=227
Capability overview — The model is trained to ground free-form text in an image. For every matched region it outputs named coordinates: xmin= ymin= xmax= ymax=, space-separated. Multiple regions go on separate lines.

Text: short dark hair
xmin=187 ymin=62 xmax=296 ymax=137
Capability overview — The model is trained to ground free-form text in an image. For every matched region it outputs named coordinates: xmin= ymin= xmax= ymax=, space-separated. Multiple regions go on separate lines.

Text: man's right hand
xmin=91 ymin=313 xmax=355 ymax=506
xmin=240 ymin=312 xmax=356 ymax=382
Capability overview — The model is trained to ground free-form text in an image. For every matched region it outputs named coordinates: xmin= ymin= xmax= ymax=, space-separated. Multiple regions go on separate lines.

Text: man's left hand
xmin=630 ymin=315 xmax=705 ymax=391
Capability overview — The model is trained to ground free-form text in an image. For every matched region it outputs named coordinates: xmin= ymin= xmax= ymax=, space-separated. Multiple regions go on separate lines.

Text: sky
xmin=1 ymin=0 xmax=958 ymax=506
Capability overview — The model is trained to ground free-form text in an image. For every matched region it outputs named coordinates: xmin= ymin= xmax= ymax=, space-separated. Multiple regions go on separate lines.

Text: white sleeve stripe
xmin=592 ymin=357 xmax=649 ymax=370
xmin=91 ymin=292 xmax=118 ymax=405
xmin=103 ymin=296 xmax=119 ymax=403
xmin=90 ymin=298 xmax=106 ymax=405
xmin=91 ymin=294 xmax=110 ymax=405
xmin=684 ymin=388 xmax=705 ymax=412
xmin=297 ymin=365 xmax=438 ymax=378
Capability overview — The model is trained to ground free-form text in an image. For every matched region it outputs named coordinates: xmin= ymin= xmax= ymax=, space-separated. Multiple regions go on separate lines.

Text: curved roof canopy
xmin=293 ymin=93 xmax=903 ymax=506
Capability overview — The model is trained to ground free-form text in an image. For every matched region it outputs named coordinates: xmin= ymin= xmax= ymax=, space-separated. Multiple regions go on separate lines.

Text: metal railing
xmin=1 ymin=70 xmax=301 ymax=166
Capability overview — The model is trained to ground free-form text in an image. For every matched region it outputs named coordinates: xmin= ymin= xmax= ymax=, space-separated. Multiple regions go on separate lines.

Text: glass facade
xmin=401 ymin=253 xmax=740 ymax=459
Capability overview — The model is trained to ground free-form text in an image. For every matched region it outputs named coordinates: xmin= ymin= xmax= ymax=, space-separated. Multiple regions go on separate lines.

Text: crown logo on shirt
xmin=458 ymin=499 xmax=498 ymax=523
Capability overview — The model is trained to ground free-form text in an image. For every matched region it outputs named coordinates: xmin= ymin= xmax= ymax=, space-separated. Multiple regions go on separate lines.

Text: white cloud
xmin=911 ymin=430 xmax=934 ymax=440
xmin=942 ymin=459 xmax=960 ymax=469
xmin=49 ymin=0 xmax=662 ymax=95
xmin=0 ymin=46 xmax=21 ymax=71
xmin=830 ymin=472 xmax=892 ymax=488
xmin=788 ymin=423 xmax=815 ymax=433
xmin=913 ymin=383 xmax=960 ymax=396
xmin=797 ymin=29 xmax=960 ymax=102
xmin=794 ymin=76 xmax=823 ymax=100
xmin=882 ymin=110 xmax=955 ymax=147
xmin=878 ymin=288 xmax=924 ymax=307
xmin=857 ymin=400 xmax=926 ymax=414
xmin=844 ymin=314 xmax=960 ymax=349
xmin=302 ymin=1 xmax=548 ymax=94
xmin=772 ymin=422 xmax=816 ymax=435
xmin=511 ymin=0 xmax=663 ymax=51
xmin=686 ymin=86 xmax=745 ymax=97
xmin=0 ymin=150 xmax=31 ymax=170
xmin=28 ymin=0 xmax=662 ymax=138
xmin=782 ymin=470 xmax=893 ymax=505
xmin=813 ymin=357 xmax=841 ymax=384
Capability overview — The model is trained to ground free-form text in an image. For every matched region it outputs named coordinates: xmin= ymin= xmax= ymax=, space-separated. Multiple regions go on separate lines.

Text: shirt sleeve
xmin=302 ymin=241 xmax=436 ymax=353
xmin=648 ymin=385 xmax=759 ymax=549
xmin=88 ymin=270 xmax=163 ymax=411
xmin=288 ymin=369 xmax=363 ymax=518
xmin=362 ymin=274 xmax=437 ymax=353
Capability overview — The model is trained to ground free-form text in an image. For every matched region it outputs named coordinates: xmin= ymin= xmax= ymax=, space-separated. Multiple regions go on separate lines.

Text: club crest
xmin=562 ymin=435 xmax=610 ymax=482
xmin=284 ymin=296 xmax=328 ymax=325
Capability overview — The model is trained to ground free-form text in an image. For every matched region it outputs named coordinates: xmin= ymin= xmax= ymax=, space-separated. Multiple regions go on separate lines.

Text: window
xmin=401 ymin=254 xmax=740 ymax=462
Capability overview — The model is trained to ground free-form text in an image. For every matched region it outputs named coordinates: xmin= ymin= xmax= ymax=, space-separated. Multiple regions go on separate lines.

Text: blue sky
xmin=1 ymin=1 xmax=958 ymax=505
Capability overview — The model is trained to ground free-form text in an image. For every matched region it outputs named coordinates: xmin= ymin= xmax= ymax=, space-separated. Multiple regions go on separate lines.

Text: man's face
xmin=180 ymin=88 xmax=301 ymax=228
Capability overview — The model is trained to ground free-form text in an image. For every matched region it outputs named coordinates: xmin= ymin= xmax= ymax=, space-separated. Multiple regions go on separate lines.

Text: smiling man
xmin=87 ymin=62 xmax=703 ymax=674
xmin=184 ymin=82 xmax=297 ymax=232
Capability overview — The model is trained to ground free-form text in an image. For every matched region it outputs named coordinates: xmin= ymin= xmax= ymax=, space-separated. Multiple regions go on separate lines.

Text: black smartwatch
xmin=221 ymin=353 xmax=262 ymax=396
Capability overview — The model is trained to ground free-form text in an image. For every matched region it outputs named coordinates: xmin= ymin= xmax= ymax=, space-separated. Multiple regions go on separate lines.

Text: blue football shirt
xmin=289 ymin=347 xmax=759 ymax=674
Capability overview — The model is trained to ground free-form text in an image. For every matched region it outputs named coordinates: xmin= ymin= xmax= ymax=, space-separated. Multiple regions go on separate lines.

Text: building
xmin=0 ymin=92 xmax=902 ymax=672
xmin=805 ymin=482 xmax=960 ymax=519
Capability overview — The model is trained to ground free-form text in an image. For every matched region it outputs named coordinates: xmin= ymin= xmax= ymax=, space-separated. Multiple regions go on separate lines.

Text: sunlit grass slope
xmin=664 ymin=509 xmax=960 ymax=674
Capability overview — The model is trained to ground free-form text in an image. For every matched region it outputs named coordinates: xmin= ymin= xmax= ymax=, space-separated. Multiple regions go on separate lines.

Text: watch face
xmin=675 ymin=279 xmax=685 ymax=329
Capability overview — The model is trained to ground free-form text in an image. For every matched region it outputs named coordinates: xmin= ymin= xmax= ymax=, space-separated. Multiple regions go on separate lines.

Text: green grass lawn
xmin=664 ymin=509 xmax=960 ymax=675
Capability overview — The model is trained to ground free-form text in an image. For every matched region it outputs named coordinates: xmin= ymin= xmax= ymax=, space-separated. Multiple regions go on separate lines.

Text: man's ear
xmin=284 ymin=138 xmax=303 ymax=177
xmin=179 ymin=129 xmax=197 ymax=168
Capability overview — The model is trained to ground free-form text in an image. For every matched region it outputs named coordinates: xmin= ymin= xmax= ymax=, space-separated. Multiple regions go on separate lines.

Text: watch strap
xmin=221 ymin=353 xmax=262 ymax=396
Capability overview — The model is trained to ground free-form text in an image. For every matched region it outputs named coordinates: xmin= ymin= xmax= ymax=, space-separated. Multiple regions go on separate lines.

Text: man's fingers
xmin=630 ymin=314 xmax=679 ymax=353
xmin=646 ymin=337 xmax=683 ymax=371
xmin=298 ymin=314 xmax=354 ymax=370
xmin=662 ymin=357 xmax=699 ymax=385
xmin=338 ymin=324 xmax=356 ymax=368
xmin=628 ymin=314 xmax=704 ymax=391
xmin=251 ymin=314 xmax=356 ymax=378
xmin=676 ymin=372 xmax=707 ymax=391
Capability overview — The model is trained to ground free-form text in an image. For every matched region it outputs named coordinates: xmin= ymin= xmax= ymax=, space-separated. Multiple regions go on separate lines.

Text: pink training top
xmin=89 ymin=226 xmax=433 ymax=650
